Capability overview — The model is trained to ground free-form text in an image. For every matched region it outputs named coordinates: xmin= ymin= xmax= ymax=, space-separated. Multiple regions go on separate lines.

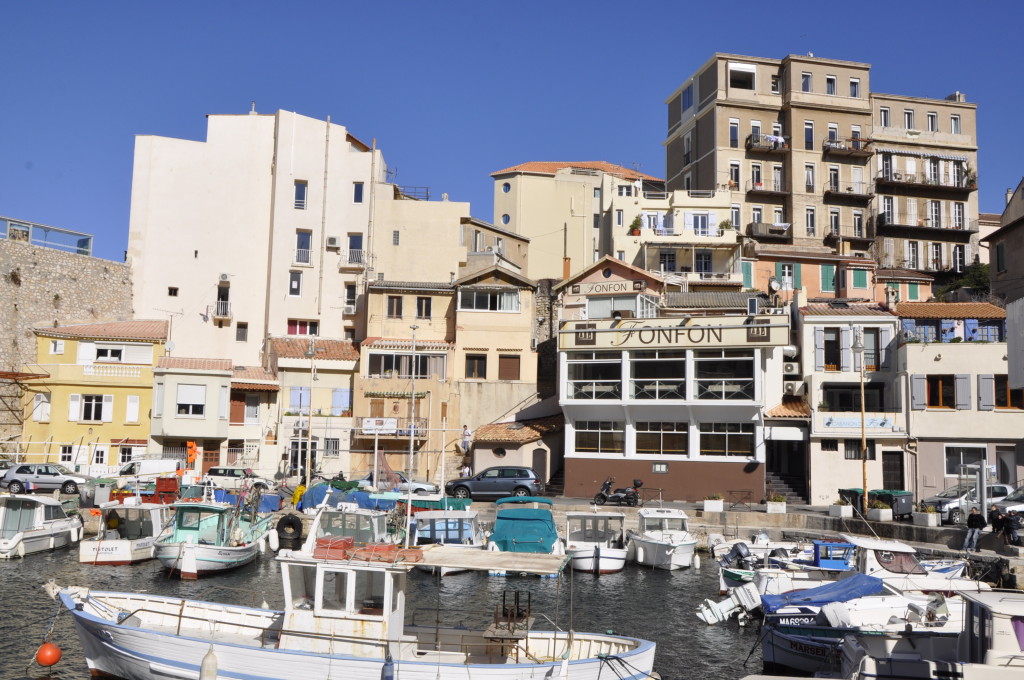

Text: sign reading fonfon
xmin=559 ymin=317 xmax=788 ymax=350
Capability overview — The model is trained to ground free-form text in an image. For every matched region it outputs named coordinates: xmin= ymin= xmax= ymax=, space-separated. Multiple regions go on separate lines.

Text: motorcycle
xmin=593 ymin=477 xmax=643 ymax=507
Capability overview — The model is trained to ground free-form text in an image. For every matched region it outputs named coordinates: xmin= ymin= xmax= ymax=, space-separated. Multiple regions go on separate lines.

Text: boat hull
xmin=154 ymin=540 xmax=262 ymax=579
xmin=629 ymin=536 xmax=697 ymax=570
xmin=762 ymin=625 xmax=842 ymax=675
xmin=0 ymin=525 xmax=78 ymax=559
xmin=567 ymin=546 xmax=628 ymax=574
xmin=80 ymin=537 xmax=157 ymax=565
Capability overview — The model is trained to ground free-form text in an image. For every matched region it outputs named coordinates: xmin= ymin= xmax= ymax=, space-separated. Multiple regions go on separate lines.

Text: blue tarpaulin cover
xmin=489 ymin=507 xmax=559 ymax=554
xmin=760 ymin=573 xmax=886 ymax=613
xmin=298 ymin=486 xmax=399 ymax=511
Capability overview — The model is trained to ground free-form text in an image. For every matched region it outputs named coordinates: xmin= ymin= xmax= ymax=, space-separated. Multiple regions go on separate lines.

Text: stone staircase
xmin=545 ymin=468 xmax=565 ymax=497
xmin=765 ymin=472 xmax=808 ymax=504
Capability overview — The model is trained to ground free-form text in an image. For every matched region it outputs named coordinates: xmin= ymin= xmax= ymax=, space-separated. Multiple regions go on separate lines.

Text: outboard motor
xmin=717 ymin=541 xmax=752 ymax=568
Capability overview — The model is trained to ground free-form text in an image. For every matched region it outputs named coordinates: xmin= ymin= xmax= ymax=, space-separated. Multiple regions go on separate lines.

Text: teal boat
xmin=485 ymin=496 xmax=564 ymax=576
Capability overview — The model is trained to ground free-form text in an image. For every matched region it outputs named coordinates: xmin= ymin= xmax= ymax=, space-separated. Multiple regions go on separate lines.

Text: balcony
xmin=356 ymin=416 xmax=428 ymax=438
xmin=822 ymin=180 xmax=874 ymax=201
xmin=812 ymin=409 xmax=906 ymax=438
xmin=747 ymin=221 xmax=793 ymax=240
xmin=745 ymin=133 xmax=790 ymax=154
xmin=746 ymin=179 xmax=789 ymax=196
xmin=567 ymin=380 xmax=621 ymax=400
xmin=822 ymin=137 xmax=874 ymax=158
xmin=213 ymin=300 xmax=232 ymax=321
xmin=36 ymin=363 xmax=151 ymax=382
xmin=873 ymin=212 xmax=978 ymax=236
xmin=631 ymin=379 xmax=686 ymax=400
xmin=823 ymin=223 xmax=875 ymax=245
xmin=667 ymin=271 xmax=745 ymax=285
xmin=339 ymin=249 xmax=365 ymax=270
xmin=875 ymin=171 xmax=977 ymax=194
xmin=294 ymin=248 xmax=311 ymax=265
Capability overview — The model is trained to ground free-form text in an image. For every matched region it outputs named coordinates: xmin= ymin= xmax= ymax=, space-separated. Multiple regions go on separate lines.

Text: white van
xmin=116 ymin=459 xmax=181 ymax=479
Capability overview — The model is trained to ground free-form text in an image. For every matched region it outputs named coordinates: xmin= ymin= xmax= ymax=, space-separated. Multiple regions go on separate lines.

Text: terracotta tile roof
xmin=874 ymin=268 xmax=934 ymax=281
xmin=474 ymin=416 xmax=565 ymax=444
xmin=894 ymin=302 xmax=1006 ymax=319
xmin=367 ymin=281 xmax=454 ymax=292
xmin=800 ymin=304 xmax=895 ymax=317
xmin=765 ymin=397 xmax=811 ymax=418
xmin=663 ymin=291 xmax=763 ymax=310
xmin=490 ymin=161 xmax=662 ymax=183
xmin=268 ymin=337 xmax=360 ymax=361
xmin=38 ymin=320 xmax=168 ymax=341
xmin=157 ymin=357 xmax=233 ymax=371
xmin=231 ymin=366 xmax=276 ymax=381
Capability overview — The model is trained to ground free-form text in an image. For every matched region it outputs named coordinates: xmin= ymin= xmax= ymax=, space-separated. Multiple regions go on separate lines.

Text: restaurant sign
xmin=571 ymin=280 xmax=646 ymax=295
xmin=559 ymin=317 xmax=788 ymax=350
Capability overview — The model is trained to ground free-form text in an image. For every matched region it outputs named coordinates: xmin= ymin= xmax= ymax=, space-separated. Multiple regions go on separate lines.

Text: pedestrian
xmin=1006 ymin=511 xmax=1022 ymax=546
xmin=459 ymin=462 xmax=471 ymax=478
xmin=962 ymin=507 xmax=986 ymax=552
xmin=988 ymin=504 xmax=1002 ymax=533
xmin=461 ymin=425 xmax=472 ymax=452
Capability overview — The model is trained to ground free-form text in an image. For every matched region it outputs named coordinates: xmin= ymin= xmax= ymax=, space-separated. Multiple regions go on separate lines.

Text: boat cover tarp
xmin=489 ymin=508 xmax=559 ymax=553
xmin=760 ymin=573 xmax=885 ymax=613
xmin=399 ymin=498 xmax=472 ymax=512
xmin=300 ymin=487 xmax=399 ymax=511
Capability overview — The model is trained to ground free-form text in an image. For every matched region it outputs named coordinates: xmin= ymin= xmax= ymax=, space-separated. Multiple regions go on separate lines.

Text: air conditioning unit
xmin=771 ymin=308 xmax=787 ymax=316
xmin=218 ymin=273 xmax=230 ymax=282
xmin=783 ymin=381 xmax=805 ymax=396
xmin=343 ymin=304 xmax=356 ymax=315
xmin=485 ymin=246 xmax=495 ymax=252
xmin=326 ymin=236 xmax=340 ymax=249
xmin=783 ymin=361 xmax=801 ymax=376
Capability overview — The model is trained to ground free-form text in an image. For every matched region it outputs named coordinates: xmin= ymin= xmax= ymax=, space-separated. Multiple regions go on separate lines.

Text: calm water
xmin=0 ymin=548 xmax=763 ymax=680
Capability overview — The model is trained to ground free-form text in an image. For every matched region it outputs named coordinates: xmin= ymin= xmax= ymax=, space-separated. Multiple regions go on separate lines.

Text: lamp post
xmin=851 ymin=326 xmax=868 ymax=516
xmin=304 ymin=338 xmax=315 ymax=491
xmin=405 ymin=325 xmax=419 ymax=548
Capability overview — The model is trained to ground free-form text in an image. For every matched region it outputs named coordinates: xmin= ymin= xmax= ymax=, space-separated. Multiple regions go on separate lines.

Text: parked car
xmin=996 ymin=485 xmax=1024 ymax=514
xmin=921 ymin=483 xmax=1014 ymax=524
xmin=203 ymin=467 xmax=276 ymax=493
xmin=0 ymin=463 xmax=95 ymax=495
xmin=444 ymin=466 xmax=544 ymax=501
xmin=356 ymin=471 xmax=438 ymax=495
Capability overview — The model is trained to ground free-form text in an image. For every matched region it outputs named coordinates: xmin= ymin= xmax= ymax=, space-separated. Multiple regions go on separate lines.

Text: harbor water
xmin=0 ymin=549 xmax=762 ymax=680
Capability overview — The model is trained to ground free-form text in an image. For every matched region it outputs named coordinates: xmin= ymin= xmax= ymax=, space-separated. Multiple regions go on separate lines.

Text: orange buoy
xmin=36 ymin=641 xmax=62 ymax=667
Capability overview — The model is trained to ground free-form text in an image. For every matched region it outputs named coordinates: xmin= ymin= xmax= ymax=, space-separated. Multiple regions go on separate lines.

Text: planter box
xmin=703 ymin=499 xmax=724 ymax=513
xmin=912 ymin=512 xmax=940 ymax=527
xmin=829 ymin=504 xmax=853 ymax=518
xmin=766 ymin=501 xmax=787 ymax=514
xmin=867 ymin=508 xmax=893 ymax=522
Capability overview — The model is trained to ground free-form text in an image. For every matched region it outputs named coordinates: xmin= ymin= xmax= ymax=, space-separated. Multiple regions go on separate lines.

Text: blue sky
xmin=3 ymin=1 xmax=1019 ymax=262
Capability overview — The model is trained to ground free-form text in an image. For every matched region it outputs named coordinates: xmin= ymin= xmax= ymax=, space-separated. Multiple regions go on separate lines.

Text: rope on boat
xmin=598 ymin=653 xmax=661 ymax=680
xmin=26 ymin=596 xmax=64 ymax=673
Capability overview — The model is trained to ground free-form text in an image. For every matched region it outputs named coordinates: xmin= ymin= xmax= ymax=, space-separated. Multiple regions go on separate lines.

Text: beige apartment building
xmin=664 ymin=53 xmax=979 ymax=293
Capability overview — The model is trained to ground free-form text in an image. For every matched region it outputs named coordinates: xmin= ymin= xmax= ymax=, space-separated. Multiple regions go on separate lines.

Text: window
xmin=631 ymin=349 xmax=686 ymax=399
xmin=458 ymin=289 xmax=520 ymax=312
xmin=693 ymin=213 xmax=709 ymax=237
xmin=387 ymin=296 xmax=403 ymax=318
xmin=826 ymin=75 xmax=836 ymax=95
xmin=752 ymin=206 xmax=762 ymax=223
xmin=930 ymin=243 xmax=942 ymax=271
xmin=236 ymin=322 xmax=248 ymax=342
xmin=903 ymin=109 xmax=915 ymax=129
xmin=49 ymin=340 xmax=64 ymax=355
xmin=879 ymin=107 xmax=890 ymax=127
xmin=694 ymin=350 xmax=755 ymax=400
xmin=345 ymin=284 xmax=357 ymax=306
xmin=498 ymin=355 xmax=521 ymax=380
xmin=729 ymin=162 xmax=740 ymax=187
xmin=927 ymin=375 xmax=956 ymax=408
xmin=945 ymin=446 xmax=985 ymax=476
xmin=728 ymin=64 xmax=754 ymax=89
xmin=295 ymin=231 xmax=312 ymax=264
xmin=844 ymin=439 xmax=876 ymax=460
xmin=287 ymin=319 xmax=319 ymax=336
xmin=731 ymin=204 xmax=741 ymax=227
xmin=804 ymin=121 xmax=814 ymax=150
xmin=168 ymin=287 xmax=179 ymax=297
xmin=822 ymin=383 xmax=885 ymax=411
xmin=176 ymin=385 xmax=206 ymax=417
xmin=729 ymin=120 xmax=739 ymax=148
xmin=681 ymin=83 xmax=694 ymax=110
xmin=995 ymin=376 xmax=1024 ymax=409
xmin=95 ymin=347 xmax=123 ymax=363
xmin=804 ymin=164 xmax=815 ymax=192
xmin=416 ymin=296 xmax=431 ymax=319
xmin=353 ymin=182 xmax=364 ymax=203
xmin=771 ymin=75 xmax=780 ymax=94
xmin=659 ymin=248 xmax=678 ymax=273
xmin=950 ymin=114 xmax=961 ymax=134
xmin=853 ymin=211 xmax=864 ymax=237
xmin=465 ymin=354 xmax=487 ymax=379
xmin=616 ymin=250 xmax=625 ymax=261
xmin=368 ymin=353 xmax=439 ymax=379
xmin=801 ymin=72 xmax=812 ymax=92
xmin=927 ymin=112 xmax=937 ymax=132
xmin=324 ymin=438 xmax=341 ymax=458
xmin=751 ymin=163 xmax=762 ymax=186
xmin=683 ymin=133 xmax=691 ymax=165
xmin=849 ymin=78 xmax=860 ymax=98
xmin=699 ymin=422 xmax=754 ymax=457
xmin=60 ymin=445 xmax=73 ymax=463
xmin=636 ymin=422 xmax=688 ymax=455
xmin=907 ymin=241 xmax=919 ymax=269
xmin=851 ymin=268 xmax=868 ymax=289
xmin=618 ymin=185 xmax=633 ymax=197
xmin=861 ymin=328 xmax=880 ymax=369
xmin=996 ymin=243 xmax=1006 ymax=273
xmin=245 ymin=394 xmax=259 ymax=423
xmin=294 ymin=181 xmax=308 ymax=209
xmin=616 ymin=210 xmax=623 ymax=226
xmin=503 ymin=182 xmax=512 ymax=194
xmin=823 ymin=328 xmax=840 ymax=370
xmin=828 ymin=166 xmax=840 ymax=192
xmin=289 ymin=271 xmax=302 ymax=296
xmin=750 ymin=121 xmax=761 ymax=138
xmin=954 ymin=203 xmax=965 ymax=229
xmin=827 ymin=123 xmax=839 ymax=142
xmin=574 ymin=421 xmax=624 ymax=454
xmin=120 ymin=446 xmax=133 ymax=464
xmin=820 ymin=263 xmax=835 ymax=293
xmin=821 ymin=439 xmax=839 ymax=452
xmin=907 ymin=283 xmax=920 ymax=301
xmin=392 ymin=230 xmax=400 ymax=246
xmin=829 ymin=210 xmax=840 ymax=236
xmin=806 ymin=208 xmax=816 ymax=237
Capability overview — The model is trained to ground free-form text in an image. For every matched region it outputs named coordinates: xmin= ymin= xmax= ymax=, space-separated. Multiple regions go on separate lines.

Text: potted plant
xmin=829 ymin=498 xmax=852 ymax=518
xmin=912 ymin=503 xmax=940 ymax=527
xmin=703 ymin=493 xmax=724 ymax=513
xmin=766 ymin=493 xmax=787 ymax=514
xmin=627 ymin=215 xmax=643 ymax=236
xmin=866 ymin=500 xmax=893 ymax=522
xmin=718 ymin=218 xmax=733 ymax=232
xmin=817 ymin=401 xmax=829 ymax=412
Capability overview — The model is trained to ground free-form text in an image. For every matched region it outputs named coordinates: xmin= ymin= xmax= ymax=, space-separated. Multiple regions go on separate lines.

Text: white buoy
xmin=199 ymin=645 xmax=217 ymax=680
xmin=268 ymin=530 xmax=280 ymax=552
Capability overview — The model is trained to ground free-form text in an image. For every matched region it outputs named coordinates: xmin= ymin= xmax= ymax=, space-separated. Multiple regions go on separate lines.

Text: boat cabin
xmin=809 ymin=540 xmax=855 ymax=570
xmin=413 ymin=510 xmax=479 ymax=545
xmin=172 ymin=504 xmax=232 ymax=545
xmin=305 ymin=505 xmax=389 ymax=551
xmin=958 ymin=591 xmax=1024 ymax=667
xmin=842 ymin=534 xmax=927 ymax=577
xmin=98 ymin=502 xmax=167 ymax=541
xmin=565 ymin=512 xmax=625 ymax=546
xmin=637 ymin=508 xmax=690 ymax=532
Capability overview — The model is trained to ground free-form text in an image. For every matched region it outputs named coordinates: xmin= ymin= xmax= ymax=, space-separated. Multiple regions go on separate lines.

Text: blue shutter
xmin=902 ymin=319 xmax=916 ymax=342
xmin=908 ymin=283 xmax=919 ymax=300
xmin=955 ymin=374 xmax=971 ymax=410
xmin=964 ymin=319 xmax=979 ymax=341
xmin=814 ymin=328 xmax=825 ymax=371
xmin=742 ymin=261 xmax=752 ymax=288
xmin=941 ymin=320 xmax=956 ymax=343
xmin=290 ymin=387 xmax=310 ymax=415
xmin=880 ymin=327 xmax=892 ymax=369
xmin=910 ymin=375 xmax=927 ymax=410
xmin=840 ymin=327 xmax=852 ymax=372
xmin=978 ymin=375 xmax=995 ymax=411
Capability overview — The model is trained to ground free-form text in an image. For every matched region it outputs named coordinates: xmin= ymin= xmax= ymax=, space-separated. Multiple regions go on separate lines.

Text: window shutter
xmin=708 ymin=212 xmax=718 ymax=236
xmin=964 ymin=319 xmax=979 ymax=341
xmin=821 ymin=264 xmax=835 ymax=293
xmin=775 ymin=262 xmax=784 ymax=280
xmin=814 ymin=328 xmax=825 ymax=371
xmin=908 ymin=283 xmax=919 ymax=301
xmin=101 ymin=395 xmax=114 ymax=423
xmin=126 ymin=395 xmax=140 ymax=423
xmin=68 ymin=394 xmax=81 ymax=422
xmin=840 ymin=327 xmax=852 ymax=372
xmin=941 ymin=320 xmax=955 ymax=342
xmin=910 ymin=375 xmax=927 ymax=410
xmin=153 ymin=383 xmax=164 ymax=418
xmin=978 ymin=375 xmax=995 ymax=411
xmin=219 ymin=386 xmax=229 ymax=419
xmin=684 ymin=212 xmax=694 ymax=231
xmin=794 ymin=263 xmax=802 ymax=290
xmin=742 ymin=261 xmax=752 ymax=288
xmin=33 ymin=393 xmax=50 ymax=422
xmin=880 ymin=327 xmax=892 ymax=369
xmin=954 ymin=374 xmax=971 ymax=410
xmin=498 ymin=355 xmax=521 ymax=381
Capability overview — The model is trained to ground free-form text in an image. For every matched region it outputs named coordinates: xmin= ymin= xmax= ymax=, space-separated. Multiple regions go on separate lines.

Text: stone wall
xmin=0 ymin=240 xmax=133 ymax=446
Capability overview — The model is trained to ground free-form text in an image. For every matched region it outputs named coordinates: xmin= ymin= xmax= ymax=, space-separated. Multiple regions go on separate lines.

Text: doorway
xmin=882 ymin=451 xmax=905 ymax=490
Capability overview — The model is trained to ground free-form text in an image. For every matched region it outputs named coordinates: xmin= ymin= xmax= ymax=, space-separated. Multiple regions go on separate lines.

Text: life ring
xmin=276 ymin=514 xmax=303 ymax=540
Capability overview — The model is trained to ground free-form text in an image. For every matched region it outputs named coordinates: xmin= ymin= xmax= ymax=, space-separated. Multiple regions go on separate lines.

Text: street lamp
xmin=850 ymin=326 xmax=868 ymax=516
xmin=304 ymin=338 xmax=315 ymax=491
xmin=405 ymin=324 xmax=419 ymax=548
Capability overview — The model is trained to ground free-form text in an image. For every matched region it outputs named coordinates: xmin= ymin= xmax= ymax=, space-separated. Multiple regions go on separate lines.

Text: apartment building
xmin=984 ymin=179 xmax=1024 ymax=392
xmin=665 ymin=54 xmax=979 ymax=286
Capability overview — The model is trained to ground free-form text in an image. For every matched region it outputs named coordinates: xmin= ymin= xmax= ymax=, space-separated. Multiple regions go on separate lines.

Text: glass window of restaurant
xmin=694 ymin=350 xmax=755 ymax=400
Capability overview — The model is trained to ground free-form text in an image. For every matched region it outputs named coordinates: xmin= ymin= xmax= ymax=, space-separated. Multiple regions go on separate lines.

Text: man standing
xmin=461 ymin=425 xmax=472 ymax=452
xmin=1007 ymin=510 xmax=1022 ymax=546
xmin=963 ymin=507 xmax=986 ymax=552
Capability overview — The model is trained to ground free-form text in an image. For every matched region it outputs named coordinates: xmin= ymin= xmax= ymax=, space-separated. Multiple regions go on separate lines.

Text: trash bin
xmin=870 ymin=489 xmax=914 ymax=519
xmin=839 ymin=488 xmax=864 ymax=508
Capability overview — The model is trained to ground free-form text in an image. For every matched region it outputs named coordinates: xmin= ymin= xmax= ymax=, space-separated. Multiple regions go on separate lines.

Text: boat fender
xmin=636 ymin=546 xmax=644 ymax=564
xmin=258 ymin=536 xmax=266 ymax=554
xmin=693 ymin=554 xmax=701 ymax=569
xmin=268 ymin=531 xmax=280 ymax=552
xmin=380 ymin=654 xmax=395 ymax=680
xmin=199 ymin=645 xmax=218 ymax=680
xmin=276 ymin=514 xmax=303 ymax=540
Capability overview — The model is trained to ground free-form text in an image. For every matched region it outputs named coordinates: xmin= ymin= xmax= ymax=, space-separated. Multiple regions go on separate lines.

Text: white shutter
xmin=708 ymin=211 xmax=718 ymax=236
xmin=906 ymin=157 xmax=916 ymax=177
xmin=67 ymin=394 xmax=81 ymax=422
xmin=153 ymin=383 xmax=163 ymax=418
xmin=124 ymin=343 xmax=153 ymax=364
xmin=176 ymin=384 xmax=206 ymax=404
xmin=126 ymin=395 xmax=140 ymax=423
xmin=684 ymin=212 xmax=694 ymax=231
xmin=76 ymin=342 xmax=96 ymax=364
xmin=101 ymin=394 xmax=114 ymax=423
xmin=965 ymin=243 xmax=972 ymax=266
xmin=219 ymin=385 xmax=229 ymax=420
xmin=32 ymin=393 xmax=51 ymax=422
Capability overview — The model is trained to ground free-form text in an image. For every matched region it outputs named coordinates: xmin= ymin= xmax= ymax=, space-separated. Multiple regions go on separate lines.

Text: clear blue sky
xmin=3 ymin=1 xmax=1019 ymax=262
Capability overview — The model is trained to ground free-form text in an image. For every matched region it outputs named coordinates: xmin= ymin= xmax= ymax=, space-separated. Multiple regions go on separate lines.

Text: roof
xmin=490 ymin=161 xmax=662 ymax=183
xmin=554 ymin=255 xmax=664 ymax=292
xmin=765 ymin=397 xmax=811 ymax=418
xmin=231 ymin=366 xmax=279 ymax=392
xmin=367 ymin=281 xmax=453 ymax=293
xmin=453 ymin=266 xmax=535 ymax=289
xmin=460 ymin=216 xmax=529 ymax=242
xmin=800 ymin=304 xmax=895 ymax=317
xmin=874 ymin=268 xmax=934 ymax=282
xmin=894 ymin=302 xmax=1006 ymax=319
xmin=37 ymin=320 xmax=168 ymax=341
xmin=269 ymin=338 xmax=360 ymax=361
xmin=157 ymin=357 xmax=232 ymax=371
xmin=663 ymin=291 xmax=763 ymax=310
xmin=474 ymin=416 xmax=564 ymax=444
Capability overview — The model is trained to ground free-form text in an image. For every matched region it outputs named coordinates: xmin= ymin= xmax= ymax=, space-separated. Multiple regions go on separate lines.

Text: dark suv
xmin=445 ymin=466 xmax=544 ymax=500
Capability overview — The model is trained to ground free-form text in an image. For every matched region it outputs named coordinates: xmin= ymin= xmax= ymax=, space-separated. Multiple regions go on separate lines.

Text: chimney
xmin=1008 ymin=188 xmax=1015 ymax=206
xmin=944 ymin=91 xmax=966 ymax=102
xmin=562 ymin=257 xmax=571 ymax=280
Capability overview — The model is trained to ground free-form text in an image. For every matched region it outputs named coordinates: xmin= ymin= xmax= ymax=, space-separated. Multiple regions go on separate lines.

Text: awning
xmin=875 ymin=148 xmax=968 ymax=162
xmin=231 ymin=382 xmax=279 ymax=392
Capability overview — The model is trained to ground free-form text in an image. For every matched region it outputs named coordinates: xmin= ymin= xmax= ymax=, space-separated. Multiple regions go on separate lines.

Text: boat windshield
xmin=0 ymin=499 xmax=37 ymax=540
xmin=567 ymin=516 xmax=623 ymax=542
xmin=176 ymin=508 xmax=223 ymax=544
xmin=642 ymin=517 xmax=686 ymax=532
xmin=873 ymin=549 xmax=926 ymax=575
xmin=935 ymin=484 xmax=971 ymax=499
xmin=104 ymin=507 xmax=154 ymax=539
xmin=415 ymin=518 xmax=473 ymax=545
xmin=319 ymin=511 xmax=383 ymax=545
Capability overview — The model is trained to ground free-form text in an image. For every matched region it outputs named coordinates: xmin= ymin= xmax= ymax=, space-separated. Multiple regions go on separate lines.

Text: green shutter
xmin=853 ymin=269 xmax=867 ymax=288
xmin=794 ymin=263 xmax=802 ymax=290
xmin=821 ymin=264 xmax=835 ymax=293
xmin=742 ymin=261 xmax=752 ymax=288
xmin=775 ymin=262 xmax=784 ymax=281
xmin=908 ymin=283 xmax=919 ymax=300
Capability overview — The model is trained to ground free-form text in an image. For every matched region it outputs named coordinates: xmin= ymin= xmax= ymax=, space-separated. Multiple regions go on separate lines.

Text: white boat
xmin=564 ymin=509 xmax=628 ymax=574
xmin=154 ymin=499 xmax=274 ymax=579
xmin=79 ymin=500 xmax=171 ymax=565
xmin=626 ymin=507 xmax=698 ymax=570
xmin=46 ymin=544 xmax=658 ymax=680
xmin=841 ymin=589 xmax=1024 ymax=679
xmin=0 ymin=494 xmax=83 ymax=559
xmin=302 ymin=501 xmax=393 ymax=552
xmin=411 ymin=509 xmax=484 ymax=576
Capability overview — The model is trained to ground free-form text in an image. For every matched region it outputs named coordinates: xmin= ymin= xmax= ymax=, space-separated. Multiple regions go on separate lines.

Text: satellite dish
xmin=768 ymin=277 xmax=781 ymax=293
xmin=166 ymin=341 xmax=176 ymax=353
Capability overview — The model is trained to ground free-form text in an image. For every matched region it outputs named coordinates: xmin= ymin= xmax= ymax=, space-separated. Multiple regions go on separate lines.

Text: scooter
xmin=593 ymin=477 xmax=643 ymax=507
